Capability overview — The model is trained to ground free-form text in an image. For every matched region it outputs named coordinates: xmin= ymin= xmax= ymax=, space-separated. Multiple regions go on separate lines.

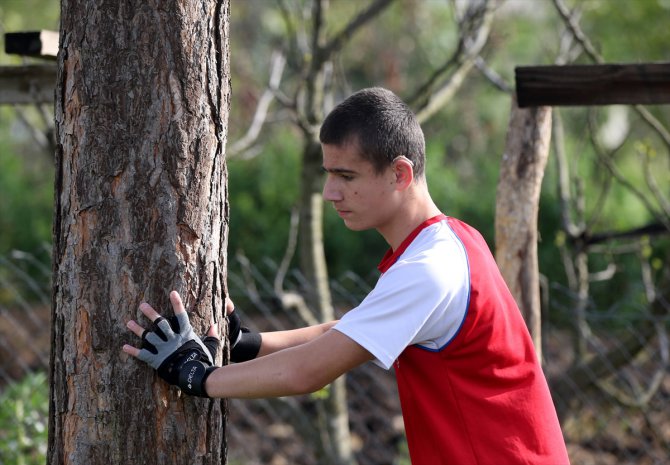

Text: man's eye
xmin=340 ymin=174 xmax=354 ymax=181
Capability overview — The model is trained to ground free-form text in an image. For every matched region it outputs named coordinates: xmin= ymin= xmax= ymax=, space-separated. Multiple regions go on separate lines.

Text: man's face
xmin=321 ymin=142 xmax=398 ymax=232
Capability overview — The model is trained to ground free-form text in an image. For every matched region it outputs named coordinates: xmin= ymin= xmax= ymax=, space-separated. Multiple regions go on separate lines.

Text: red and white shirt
xmin=334 ymin=215 xmax=570 ymax=465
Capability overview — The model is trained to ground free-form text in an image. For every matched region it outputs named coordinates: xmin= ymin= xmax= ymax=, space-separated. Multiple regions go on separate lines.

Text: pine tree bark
xmin=48 ymin=1 xmax=231 ymax=464
xmin=495 ymin=98 xmax=552 ymax=361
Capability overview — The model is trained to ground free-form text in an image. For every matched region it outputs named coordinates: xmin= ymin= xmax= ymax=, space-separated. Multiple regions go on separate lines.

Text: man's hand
xmin=123 ymin=291 xmax=219 ymax=397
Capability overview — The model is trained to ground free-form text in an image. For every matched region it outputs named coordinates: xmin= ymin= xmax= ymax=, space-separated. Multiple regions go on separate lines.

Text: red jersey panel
xmin=395 ymin=217 xmax=569 ymax=465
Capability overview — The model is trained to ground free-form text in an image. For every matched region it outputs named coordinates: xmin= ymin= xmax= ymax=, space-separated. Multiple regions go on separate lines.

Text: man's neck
xmin=380 ymin=193 xmax=442 ymax=251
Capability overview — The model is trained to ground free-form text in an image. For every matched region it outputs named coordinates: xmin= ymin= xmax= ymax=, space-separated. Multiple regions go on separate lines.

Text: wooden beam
xmin=516 ymin=62 xmax=670 ymax=107
xmin=0 ymin=65 xmax=57 ymax=104
xmin=4 ymin=30 xmax=59 ymax=59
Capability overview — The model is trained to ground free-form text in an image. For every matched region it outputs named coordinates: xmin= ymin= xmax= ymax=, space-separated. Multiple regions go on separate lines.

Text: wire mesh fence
xmin=0 ymin=248 xmax=668 ymax=465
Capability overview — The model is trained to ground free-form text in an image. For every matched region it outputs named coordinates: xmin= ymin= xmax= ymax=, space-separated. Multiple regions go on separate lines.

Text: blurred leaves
xmin=0 ymin=372 xmax=49 ymax=465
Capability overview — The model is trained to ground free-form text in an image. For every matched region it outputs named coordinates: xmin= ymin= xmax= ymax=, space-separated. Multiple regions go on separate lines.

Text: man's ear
xmin=393 ymin=158 xmax=414 ymax=190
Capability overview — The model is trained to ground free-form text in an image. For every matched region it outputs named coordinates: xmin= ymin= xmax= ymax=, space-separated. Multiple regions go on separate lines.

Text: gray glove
xmin=138 ymin=313 xmax=219 ymax=397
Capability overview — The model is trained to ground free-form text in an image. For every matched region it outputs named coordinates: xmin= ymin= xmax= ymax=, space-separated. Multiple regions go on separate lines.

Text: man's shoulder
xmin=406 ymin=218 xmax=466 ymax=257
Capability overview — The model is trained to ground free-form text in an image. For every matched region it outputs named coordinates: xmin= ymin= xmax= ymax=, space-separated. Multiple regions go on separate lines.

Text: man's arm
xmin=206 ymin=328 xmax=373 ymax=398
xmin=124 ymin=291 xmax=373 ymax=398
xmin=257 ymin=321 xmax=338 ymax=357
xmin=226 ymin=296 xmax=338 ymax=358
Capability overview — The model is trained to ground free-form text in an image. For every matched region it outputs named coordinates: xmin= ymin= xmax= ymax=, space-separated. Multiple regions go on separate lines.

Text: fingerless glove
xmin=138 ymin=313 xmax=219 ymax=397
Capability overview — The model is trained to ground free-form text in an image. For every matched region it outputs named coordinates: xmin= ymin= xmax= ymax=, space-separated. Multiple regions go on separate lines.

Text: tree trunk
xmin=298 ymin=136 xmax=354 ymax=465
xmin=48 ymin=1 xmax=231 ymax=464
xmin=298 ymin=138 xmax=334 ymax=320
xmin=495 ymin=97 xmax=552 ymax=361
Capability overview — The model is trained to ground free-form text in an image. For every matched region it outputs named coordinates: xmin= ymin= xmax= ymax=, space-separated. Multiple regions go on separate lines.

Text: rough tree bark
xmin=495 ymin=97 xmax=552 ymax=361
xmin=48 ymin=1 xmax=231 ymax=464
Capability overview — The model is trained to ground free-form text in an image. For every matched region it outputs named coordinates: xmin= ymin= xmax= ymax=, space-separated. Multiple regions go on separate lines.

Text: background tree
xmin=48 ymin=1 xmax=230 ymax=464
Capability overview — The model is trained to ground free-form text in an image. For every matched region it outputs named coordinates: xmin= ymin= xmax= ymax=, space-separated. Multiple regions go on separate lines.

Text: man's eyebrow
xmin=321 ymin=166 xmax=357 ymax=175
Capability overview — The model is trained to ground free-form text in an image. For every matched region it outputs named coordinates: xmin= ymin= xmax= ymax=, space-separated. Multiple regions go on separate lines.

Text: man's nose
xmin=322 ymin=176 xmax=343 ymax=202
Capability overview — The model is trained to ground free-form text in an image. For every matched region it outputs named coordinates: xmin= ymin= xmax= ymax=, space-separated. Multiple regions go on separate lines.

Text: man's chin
xmin=342 ymin=218 xmax=372 ymax=232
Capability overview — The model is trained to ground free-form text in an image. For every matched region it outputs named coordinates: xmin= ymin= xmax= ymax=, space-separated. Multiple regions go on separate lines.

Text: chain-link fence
xmin=1 ymin=249 xmax=668 ymax=465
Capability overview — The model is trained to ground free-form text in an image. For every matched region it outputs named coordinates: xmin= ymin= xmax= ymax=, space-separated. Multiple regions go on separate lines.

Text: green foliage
xmin=0 ymin=372 xmax=49 ymax=465
xmin=227 ymin=130 xmax=301 ymax=264
xmin=0 ymin=113 xmax=54 ymax=256
xmin=576 ymin=0 xmax=670 ymax=62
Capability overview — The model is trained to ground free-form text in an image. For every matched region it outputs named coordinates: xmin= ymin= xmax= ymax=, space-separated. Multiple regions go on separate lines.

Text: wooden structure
xmin=1 ymin=30 xmax=57 ymax=105
xmin=5 ymin=31 xmax=58 ymax=59
xmin=516 ymin=62 xmax=670 ymax=107
xmin=496 ymin=61 xmax=670 ymax=360
xmin=0 ymin=64 xmax=56 ymax=104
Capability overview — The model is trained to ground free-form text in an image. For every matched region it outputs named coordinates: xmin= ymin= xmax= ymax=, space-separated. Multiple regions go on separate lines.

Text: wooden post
xmin=495 ymin=97 xmax=552 ymax=360
xmin=515 ymin=62 xmax=670 ymax=107
xmin=5 ymin=30 xmax=59 ymax=59
xmin=0 ymin=64 xmax=56 ymax=104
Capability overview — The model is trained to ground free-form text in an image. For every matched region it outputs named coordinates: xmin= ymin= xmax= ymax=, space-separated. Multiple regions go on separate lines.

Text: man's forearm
xmin=206 ymin=328 xmax=372 ymax=399
xmin=257 ymin=320 xmax=338 ymax=357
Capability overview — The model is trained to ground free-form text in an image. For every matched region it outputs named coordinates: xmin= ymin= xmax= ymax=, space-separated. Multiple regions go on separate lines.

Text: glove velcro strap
xmin=178 ymin=360 xmax=217 ymax=398
xmin=227 ymin=311 xmax=242 ymax=347
xmin=156 ymin=341 xmax=205 ymax=385
xmin=230 ymin=329 xmax=262 ymax=363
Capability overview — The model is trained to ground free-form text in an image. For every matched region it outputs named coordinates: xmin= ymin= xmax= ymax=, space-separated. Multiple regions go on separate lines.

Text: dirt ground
xmin=2 ymin=304 xmax=668 ymax=464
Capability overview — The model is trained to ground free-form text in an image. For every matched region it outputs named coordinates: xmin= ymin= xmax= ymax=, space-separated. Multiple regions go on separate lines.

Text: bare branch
xmin=640 ymin=144 xmax=670 ymax=220
xmin=410 ymin=0 xmax=495 ymax=123
xmin=274 ymin=207 xmax=300 ymax=296
xmin=634 ymin=105 xmax=670 ymax=152
xmin=552 ymin=262 xmax=670 ymax=419
xmin=415 ymin=59 xmax=474 ymax=125
xmin=595 ymin=319 xmax=668 ymax=408
xmin=228 ymin=52 xmax=287 ymax=158
xmin=267 ymin=208 xmax=319 ymax=326
xmin=551 ymin=110 xmax=584 ymax=237
xmin=318 ymin=0 xmax=397 ymax=66
xmin=587 ymin=119 xmax=670 ymax=231
xmin=11 ymin=105 xmax=50 ymax=152
xmin=474 ymin=55 xmax=512 ymax=94
xmin=551 ymin=0 xmax=602 ymax=63
xmin=276 ymin=0 xmax=304 ymax=70
xmin=584 ymin=222 xmax=670 ymax=246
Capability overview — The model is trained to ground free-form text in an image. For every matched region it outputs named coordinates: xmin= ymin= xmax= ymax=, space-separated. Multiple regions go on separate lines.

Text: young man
xmin=123 ymin=87 xmax=570 ymax=464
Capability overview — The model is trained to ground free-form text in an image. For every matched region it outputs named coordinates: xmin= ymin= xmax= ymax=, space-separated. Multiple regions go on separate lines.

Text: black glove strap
xmin=227 ymin=311 xmax=242 ymax=346
xmin=155 ymin=340 xmax=206 ymax=385
xmin=230 ymin=329 xmax=262 ymax=363
xmin=178 ymin=361 xmax=217 ymax=397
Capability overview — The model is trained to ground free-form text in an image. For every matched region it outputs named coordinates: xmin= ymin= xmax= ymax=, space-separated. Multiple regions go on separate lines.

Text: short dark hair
xmin=319 ymin=87 xmax=426 ymax=177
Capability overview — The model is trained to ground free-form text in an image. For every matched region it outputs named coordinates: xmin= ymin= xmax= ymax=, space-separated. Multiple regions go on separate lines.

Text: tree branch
xmin=410 ymin=0 xmax=496 ymax=123
xmin=474 ymin=55 xmax=512 ymax=93
xmin=587 ymin=118 xmax=670 ymax=232
xmin=227 ymin=52 xmax=287 ymax=158
xmin=318 ymin=0 xmax=397 ymax=67
xmin=579 ymin=222 xmax=670 ymax=247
